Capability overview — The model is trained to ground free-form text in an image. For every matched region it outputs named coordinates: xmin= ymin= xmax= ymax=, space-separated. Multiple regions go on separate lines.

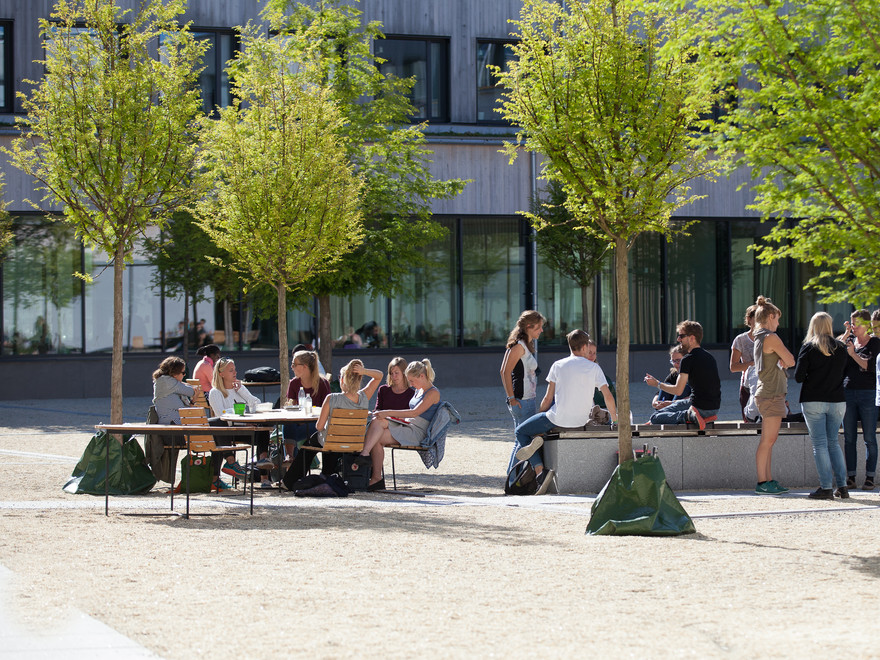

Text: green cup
xmin=233 ymin=402 xmax=246 ymax=415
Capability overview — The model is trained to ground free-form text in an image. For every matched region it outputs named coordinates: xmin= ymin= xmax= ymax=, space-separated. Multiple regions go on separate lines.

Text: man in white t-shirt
xmin=514 ymin=329 xmax=618 ymax=494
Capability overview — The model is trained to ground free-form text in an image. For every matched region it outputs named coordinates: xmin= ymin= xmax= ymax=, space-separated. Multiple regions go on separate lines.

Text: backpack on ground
xmin=504 ymin=459 xmax=537 ymax=495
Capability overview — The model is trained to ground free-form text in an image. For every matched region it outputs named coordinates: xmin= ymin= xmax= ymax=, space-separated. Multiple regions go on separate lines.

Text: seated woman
xmin=359 ymin=359 xmax=441 ymax=491
xmin=283 ymin=350 xmax=331 ymax=462
xmin=315 ymin=359 xmax=383 ymax=442
xmin=193 ymin=343 xmax=220 ymax=393
xmin=152 ymin=356 xmax=198 ymax=425
xmin=375 ymin=356 xmax=414 ymax=411
xmin=207 ymin=357 xmax=274 ymax=490
xmin=651 ymin=345 xmax=692 ymax=413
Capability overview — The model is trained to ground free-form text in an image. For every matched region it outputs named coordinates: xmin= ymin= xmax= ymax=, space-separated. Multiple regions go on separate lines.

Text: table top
xmin=241 ymin=381 xmax=281 ymax=387
xmin=220 ymin=407 xmax=321 ymax=424
xmin=96 ymin=423 xmax=274 ymax=434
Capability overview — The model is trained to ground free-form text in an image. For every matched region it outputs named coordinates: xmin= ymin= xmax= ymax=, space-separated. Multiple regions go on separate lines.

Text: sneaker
xmin=260 ymin=480 xmax=275 ymax=490
xmin=755 ymin=480 xmax=788 ymax=494
xmin=515 ymin=435 xmax=544 ymax=462
xmin=807 ymin=487 xmax=834 ymax=500
xmin=254 ymin=456 xmax=275 ymax=469
xmin=687 ymin=406 xmax=707 ymax=431
xmin=755 ymin=481 xmax=772 ymax=494
xmin=222 ymin=461 xmax=247 ymax=479
xmin=212 ymin=478 xmax=232 ymax=492
xmin=862 ymin=478 xmax=875 ymax=491
xmin=535 ymin=468 xmax=556 ymax=495
xmin=767 ymin=480 xmax=789 ymax=494
xmin=835 ymin=487 xmax=850 ymax=499
xmin=846 ymin=476 xmax=856 ymax=489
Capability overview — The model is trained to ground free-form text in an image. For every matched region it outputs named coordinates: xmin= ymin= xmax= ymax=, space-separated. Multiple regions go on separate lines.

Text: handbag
xmin=341 ymin=453 xmax=372 ymax=492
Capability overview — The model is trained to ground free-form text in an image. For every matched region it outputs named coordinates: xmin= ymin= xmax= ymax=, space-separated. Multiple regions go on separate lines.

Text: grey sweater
xmin=152 ymin=375 xmax=194 ymax=425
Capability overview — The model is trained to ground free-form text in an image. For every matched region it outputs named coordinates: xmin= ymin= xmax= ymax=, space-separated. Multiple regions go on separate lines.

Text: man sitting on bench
xmin=514 ymin=329 xmax=618 ymax=495
xmin=644 ymin=320 xmax=721 ymax=429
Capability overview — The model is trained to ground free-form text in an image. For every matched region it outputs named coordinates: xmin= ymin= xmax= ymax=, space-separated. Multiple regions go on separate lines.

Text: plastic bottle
xmin=305 ymin=393 xmax=312 ymax=415
xmin=298 ymin=388 xmax=305 ymax=409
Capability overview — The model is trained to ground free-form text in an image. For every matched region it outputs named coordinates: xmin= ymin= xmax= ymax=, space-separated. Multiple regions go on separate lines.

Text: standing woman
xmin=840 ymin=309 xmax=880 ymax=490
xmin=795 ymin=312 xmax=850 ymax=499
xmin=375 ymin=356 xmax=415 ymax=411
xmin=730 ymin=305 xmax=757 ymax=422
xmin=500 ymin=310 xmax=545 ymax=471
xmin=753 ymin=296 xmax=796 ymax=494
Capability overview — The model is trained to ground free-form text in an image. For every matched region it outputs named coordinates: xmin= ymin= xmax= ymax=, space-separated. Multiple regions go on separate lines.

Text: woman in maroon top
xmin=375 ymin=356 xmax=414 ymax=411
xmin=283 ymin=350 xmax=330 ymax=461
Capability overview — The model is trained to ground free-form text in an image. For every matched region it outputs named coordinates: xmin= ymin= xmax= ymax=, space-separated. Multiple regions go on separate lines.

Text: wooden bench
xmin=542 ymin=421 xmax=872 ymax=494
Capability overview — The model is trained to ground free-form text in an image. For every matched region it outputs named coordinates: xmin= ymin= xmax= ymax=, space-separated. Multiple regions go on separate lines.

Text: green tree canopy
xmin=495 ymin=0 xmax=720 ymax=461
xmin=680 ymin=0 xmax=880 ymax=307
xmin=270 ymin=0 xmax=466 ymax=372
xmin=194 ymin=14 xmax=363 ymax=400
xmin=4 ymin=0 xmax=207 ymax=422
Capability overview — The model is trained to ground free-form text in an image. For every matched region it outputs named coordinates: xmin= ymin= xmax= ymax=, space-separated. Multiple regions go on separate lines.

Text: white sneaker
xmin=260 ymin=481 xmax=275 ymax=490
xmin=515 ymin=435 xmax=544 ymax=462
xmin=535 ymin=469 xmax=556 ymax=495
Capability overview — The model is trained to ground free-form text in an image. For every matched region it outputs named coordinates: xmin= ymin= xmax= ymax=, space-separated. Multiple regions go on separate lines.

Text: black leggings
xmin=208 ymin=418 xmax=270 ymax=476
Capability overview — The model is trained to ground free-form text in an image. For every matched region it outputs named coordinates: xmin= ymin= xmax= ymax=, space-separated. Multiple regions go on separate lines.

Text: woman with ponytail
xmin=359 ymin=359 xmax=441 ymax=491
xmin=500 ymin=310 xmax=545 ymax=470
xmin=752 ymin=295 xmax=795 ymax=494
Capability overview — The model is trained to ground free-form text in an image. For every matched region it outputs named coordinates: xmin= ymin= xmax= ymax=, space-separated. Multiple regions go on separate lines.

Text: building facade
xmin=0 ymin=0 xmax=853 ymax=397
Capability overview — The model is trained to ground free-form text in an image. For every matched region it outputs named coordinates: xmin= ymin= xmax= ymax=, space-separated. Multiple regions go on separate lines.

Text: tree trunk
xmin=223 ymin=299 xmax=233 ymax=350
xmin=615 ymin=238 xmax=633 ymax=464
xmin=110 ymin=246 xmax=125 ymax=425
xmin=317 ymin=294 xmax=333 ymax=379
xmin=182 ymin=291 xmax=189 ymax=369
xmin=278 ymin=283 xmax=289 ymax=405
xmin=581 ymin=282 xmax=590 ymax=335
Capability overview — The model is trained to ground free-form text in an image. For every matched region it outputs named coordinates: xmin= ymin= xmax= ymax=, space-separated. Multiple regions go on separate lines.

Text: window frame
xmin=188 ymin=27 xmax=240 ymax=116
xmin=0 ymin=20 xmax=12 ymax=113
xmin=375 ymin=34 xmax=450 ymax=123
xmin=475 ymin=38 xmax=518 ymax=125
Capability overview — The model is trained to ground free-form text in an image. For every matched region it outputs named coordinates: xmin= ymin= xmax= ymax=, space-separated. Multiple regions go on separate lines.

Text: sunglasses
xmin=676 ymin=333 xmax=688 ymax=339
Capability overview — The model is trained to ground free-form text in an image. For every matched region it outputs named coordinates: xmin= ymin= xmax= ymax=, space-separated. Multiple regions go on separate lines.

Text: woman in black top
xmin=795 ymin=312 xmax=849 ymax=499
xmin=839 ymin=309 xmax=880 ymax=490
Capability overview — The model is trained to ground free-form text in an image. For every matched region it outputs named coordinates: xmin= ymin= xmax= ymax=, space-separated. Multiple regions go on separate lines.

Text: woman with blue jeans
xmin=795 ymin=312 xmax=849 ymax=499
xmin=840 ymin=309 xmax=880 ymax=490
xmin=500 ymin=310 xmax=545 ymax=471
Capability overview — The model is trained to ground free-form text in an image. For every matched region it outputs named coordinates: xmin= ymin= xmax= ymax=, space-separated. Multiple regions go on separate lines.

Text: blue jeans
xmin=649 ymin=399 xmax=718 ymax=426
xmin=802 ymin=401 xmax=847 ymax=490
xmin=843 ymin=389 xmax=878 ymax=477
xmin=513 ymin=412 xmax=556 ymax=469
xmin=508 ymin=397 xmax=537 ymax=472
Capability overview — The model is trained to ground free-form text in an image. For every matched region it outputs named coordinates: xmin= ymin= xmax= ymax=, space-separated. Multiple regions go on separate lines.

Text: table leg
xmin=105 ymin=431 xmax=110 ymax=516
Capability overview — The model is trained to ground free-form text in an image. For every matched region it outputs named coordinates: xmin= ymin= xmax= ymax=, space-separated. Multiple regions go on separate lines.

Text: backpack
xmin=243 ymin=366 xmax=281 ymax=382
xmin=504 ymin=459 xmax=537 ymax=495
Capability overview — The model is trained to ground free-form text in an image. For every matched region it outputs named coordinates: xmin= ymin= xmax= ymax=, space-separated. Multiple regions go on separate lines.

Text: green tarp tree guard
xmin=586 ymin=454 xmax=695 ymax=536
xmin=63 ymin=430 xmax=157 ymax=495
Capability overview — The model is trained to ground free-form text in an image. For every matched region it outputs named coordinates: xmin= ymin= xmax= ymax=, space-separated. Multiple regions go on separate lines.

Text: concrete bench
xmin=542 ymin=421 xmax=870 ymax=494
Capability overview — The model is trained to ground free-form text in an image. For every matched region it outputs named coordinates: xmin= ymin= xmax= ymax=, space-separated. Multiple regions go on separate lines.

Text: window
xmin=0 ymin=21 xmax=11 ymax=112
xmin=191 ymin=29 xmax=238 ymax=115
xmin=375 ymin=37 xmax=449 ymax=122
xmin=476 ymin=40 xmax=516 ymax=123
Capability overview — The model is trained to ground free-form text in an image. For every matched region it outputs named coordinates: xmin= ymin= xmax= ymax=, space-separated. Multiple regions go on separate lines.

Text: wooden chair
xmin=185 ymin=380 xmax=209 ymax=410
xmin=178 ymin=407 xmax=252 ymax=490
xmin=302 ymin=408 xmax=369 ymax=456
xmin=212 ymin=329 xmax=226 ymax=345
xmin=131 ymin=335 xmax=144 ymax=350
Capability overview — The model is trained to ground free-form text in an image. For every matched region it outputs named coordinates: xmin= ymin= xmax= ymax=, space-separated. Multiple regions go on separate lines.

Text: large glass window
xmin=375 ymin=37 xmax=449 ymax=122
xmin=476 ymin=40 xmax=516 ymax=123
xmin=730 ymin=219 xmax=788 ymax=341
xmin=666 ymin=221 xmax=723 ymax=344
xmin=462 ymin=217 xmax=524 ymax=346
xmin=392 ymin=219 xmax=455 ymax=347
xmin=0 ymin=22 xmax=11 ymax=112
xmin=192 ymin=29 xmax=238 ymax=115
xmin=328 ymin=297 xmax=386 ymax=350
xmin=2 ymin=219 xmax=83 ymax=355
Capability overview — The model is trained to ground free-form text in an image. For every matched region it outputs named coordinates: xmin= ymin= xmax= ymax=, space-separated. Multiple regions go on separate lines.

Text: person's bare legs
xmin=756 ymin=416 xmax=782 ymax=482
xmin=362 ymin=417 xmax=393 ymax=485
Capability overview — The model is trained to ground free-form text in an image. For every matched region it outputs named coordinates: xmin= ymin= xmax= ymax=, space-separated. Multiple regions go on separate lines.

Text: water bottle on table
xmin=298 ymin=388 xmax=305 ymax=409
xmin=305 ymin=393 xmax=312 ymax=415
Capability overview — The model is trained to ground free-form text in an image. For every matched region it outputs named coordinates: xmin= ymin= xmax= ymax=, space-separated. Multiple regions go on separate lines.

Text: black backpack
xmin=243 ymin=366 xmax=281 ymax=382
xmin=505 ymin=459 xmax=537 ymax=495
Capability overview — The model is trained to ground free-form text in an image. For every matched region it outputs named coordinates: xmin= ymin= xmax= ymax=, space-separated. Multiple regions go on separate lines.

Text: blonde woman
xmin=207 ymin=357 xmax=273 ymax=490
xmin=795 ymin=312 xmax=849 ymax=499
xmin=360 ymin=359 xmax=441 ymax=491
xmin=375 ymin=356 xmax=414 ymax=411
xmin=316 ymin=360 xmax=383 ymax=439
xmin=753 ymin=296 xmax=795 ymax=494
xmin=500 ymin=310 xmax=545 ymax=471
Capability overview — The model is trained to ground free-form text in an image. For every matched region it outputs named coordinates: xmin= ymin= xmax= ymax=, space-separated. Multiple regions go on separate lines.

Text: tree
xmin=495 ymin=0 xmax=720 ymax=463
xmin=143 ymin=212 xmax=239 ymax=363
xmin=681 ymin=0 xmax=880 ymax=307
xmin=4 ymin=0 xmax=207 ymax=423
xmin=531 ymin=179 xmax=610 ymax=331
xmin=194 ymin=15 xmax=363 ymax=404
xmin=271 ymin=0 xmax=467 ymax=373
